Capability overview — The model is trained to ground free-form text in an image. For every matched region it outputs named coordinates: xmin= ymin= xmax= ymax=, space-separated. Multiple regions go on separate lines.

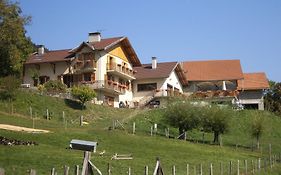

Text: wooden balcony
xmin=107 ymin=63 xmax=136 ymax=80
xmin=82 ymin=80 xmax=126 ymax=95
xmin=74 ymin=60 xmax=96 ymax=74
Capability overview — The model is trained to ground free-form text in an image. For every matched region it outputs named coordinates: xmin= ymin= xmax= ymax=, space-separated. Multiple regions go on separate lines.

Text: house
xmin=132 ymin=57 xmax=188 ymax=107
xmin=182 ymin=59 xmax=269 ymax=110
xmin=24 ymin=32 xmax=141 ymax=107
xmin=237 ymin=72 xmax=269 ymax=110
xmin=24 ymin=48 xmax=73 ymax=86
xmin=183 ymin=59 xmax=244 ymax=92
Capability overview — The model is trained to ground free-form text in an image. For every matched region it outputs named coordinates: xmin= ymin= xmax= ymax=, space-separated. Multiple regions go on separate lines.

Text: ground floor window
xmin=137 ymin=83 xmax=157 ymax=92
xmin=104 ymin=96 xmax=114 ymax=107
xmin=39 ymin=76 xmax=50 ymax=85
xmin=243 ymin=104 xmax=259 ymax=110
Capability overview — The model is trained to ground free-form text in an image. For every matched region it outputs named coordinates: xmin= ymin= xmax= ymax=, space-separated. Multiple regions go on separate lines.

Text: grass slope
xmin=0 ymin=90 xmax=280 ymax=174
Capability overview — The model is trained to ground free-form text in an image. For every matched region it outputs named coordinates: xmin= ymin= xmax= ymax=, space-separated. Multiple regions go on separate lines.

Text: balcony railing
xmin=81 ymin=80 xmax=127 ymax=95
xmin=74 ymin=60 xmax=96 ymax=73
xmin=107 ymin=63 xmax=135 ymax=79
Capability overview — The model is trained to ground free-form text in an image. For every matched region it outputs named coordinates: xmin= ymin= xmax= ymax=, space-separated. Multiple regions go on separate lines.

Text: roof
xmin=183 ymin=59 xmax=244 ymax=81
xmin=134 ymin=62 xmax=188 ymax=86
xmin=237 ymin=72 xmax=269 ymax=90
xmin=72 ymin=37 xmax=141 ymax=66
xmin=25 ymin=36 xmax=141 ymax=66
xmin=25 ymin=49 xmax=72 ymax=64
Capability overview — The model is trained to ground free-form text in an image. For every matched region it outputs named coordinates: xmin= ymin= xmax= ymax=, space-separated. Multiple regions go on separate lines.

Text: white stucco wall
xmin=23 ymin=62 xmax=69 ymax=87
xmin=164 ymin=70 xmax=183 ymax=92
xmin=132 ymin=78 xmax=166 ymax=102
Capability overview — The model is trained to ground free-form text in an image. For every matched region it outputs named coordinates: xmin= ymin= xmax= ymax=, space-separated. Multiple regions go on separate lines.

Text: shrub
xmin=164 ymin=101 xmax=201 ymax=137
xmin=43 ymin=80 xmax=67 ymax=94
xmin=71 ymin=85 xmax=96 ymax=109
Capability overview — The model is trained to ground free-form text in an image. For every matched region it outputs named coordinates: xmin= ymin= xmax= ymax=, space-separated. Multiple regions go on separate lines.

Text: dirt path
xmin=0 ymin=124 xmax=50 ymax=133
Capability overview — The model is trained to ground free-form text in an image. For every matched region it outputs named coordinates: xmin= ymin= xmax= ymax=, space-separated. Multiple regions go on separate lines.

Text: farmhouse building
xmin=23 ymin=33 xmax=269 ymax=110
xmin=132 ymin=59 xmax=188 ymax=107
xmin=24 ymin=32 xmax=142 ymax=107
xmin=182 ymin=60 xmax=269 ymax=110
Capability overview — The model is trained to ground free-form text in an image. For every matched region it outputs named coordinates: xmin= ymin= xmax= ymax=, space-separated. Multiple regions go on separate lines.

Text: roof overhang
xmin=105 ymin=37 xmax=142 ymax=67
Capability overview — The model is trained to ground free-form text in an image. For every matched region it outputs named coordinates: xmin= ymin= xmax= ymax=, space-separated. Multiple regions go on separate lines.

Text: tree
xmin=250 ymin=111 xmax=264 ymax=150
xmin=202 ymin=106 xmax=231 ymax=144
xmin=264 ymin=81 xmax=281 ymax=116
xmin=164 ymin=101 xmax=201 ymax=137
xmin=0 ymin=0 xmax=35 ymax=77
xmin=71 ymin=85 xmax=96 ymax=109
xmin=0 ymin=75 xmax=21 ymax=100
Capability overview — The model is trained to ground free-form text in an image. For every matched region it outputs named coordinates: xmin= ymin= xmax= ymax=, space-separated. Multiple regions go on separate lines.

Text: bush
xmin=71 ymin=85 xmax=96 ymax=109
xmin=164 ymin=101 xmax=201 ymax=136
xmin=43 ymin=80 xmax=67 ymax=94
xmin=0 ymin=75 xmax=21 ymax=100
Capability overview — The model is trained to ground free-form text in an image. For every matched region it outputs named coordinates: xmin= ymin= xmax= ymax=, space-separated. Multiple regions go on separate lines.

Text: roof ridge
xmin=184 ymin=59 xmax=240 ymax=62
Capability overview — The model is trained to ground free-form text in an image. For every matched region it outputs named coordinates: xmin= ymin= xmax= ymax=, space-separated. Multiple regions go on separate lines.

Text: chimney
xmin=38 ymin=45 xmax=45 ymax=55
xmin=152 ymin=57 xmax=157 ymax=69
xmin=88 ymin=32 xmax=101 ymax=42
xmin=222 ymin=80 xmax=227 ymax=90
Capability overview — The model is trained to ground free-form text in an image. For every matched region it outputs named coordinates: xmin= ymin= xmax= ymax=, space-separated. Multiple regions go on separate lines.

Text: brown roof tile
xmin=238 ymin=72 xmax=269 ymax=90
xmin=183 ymin=59 xmax=244 ymax=81
xmin=25 ymin=49 xmax=71 ymax=64
xmin=89 ymin=37 xmax=123 ymax=50
xmin=134 ymin=62 xmax=178 ymax=79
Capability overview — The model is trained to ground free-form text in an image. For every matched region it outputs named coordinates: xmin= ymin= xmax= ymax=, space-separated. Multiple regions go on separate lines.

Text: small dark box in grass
xmin=70 ymin=139 xmax=97 ymax=152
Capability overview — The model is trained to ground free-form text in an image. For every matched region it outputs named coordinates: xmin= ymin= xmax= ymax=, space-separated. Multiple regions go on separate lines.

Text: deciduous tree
xmin=71 ymin=85 xmax=96 ymax=109
xmin=0 ymin=0 xmax=35 ymax=77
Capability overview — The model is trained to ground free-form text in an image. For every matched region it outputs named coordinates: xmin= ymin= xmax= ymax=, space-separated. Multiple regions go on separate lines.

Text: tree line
xmin=164 ymin=101 xmax=264 ymax=148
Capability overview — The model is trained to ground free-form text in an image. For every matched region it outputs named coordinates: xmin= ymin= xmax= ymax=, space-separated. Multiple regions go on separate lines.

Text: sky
xmin=19 ymin=0 xmax=281 ymax=82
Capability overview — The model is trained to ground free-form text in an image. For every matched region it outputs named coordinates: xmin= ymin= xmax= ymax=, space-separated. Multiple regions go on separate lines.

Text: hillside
xmin=0 ymin=90 xmax=281 ymax=174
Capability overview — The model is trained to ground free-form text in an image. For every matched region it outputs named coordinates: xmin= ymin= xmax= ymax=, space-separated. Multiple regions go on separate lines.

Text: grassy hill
xmin=0 ymin=90 xmax=281 ymax=174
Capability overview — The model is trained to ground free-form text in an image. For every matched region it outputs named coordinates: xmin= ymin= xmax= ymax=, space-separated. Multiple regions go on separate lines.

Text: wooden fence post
xmin=80 ymin=116 xmax=83 ymax=126
xmin=30 ymin=106 xmax=32 ymax=118
xmin=107 ymin=163 xmax=111 ymax=175
xmin=150 ymin=126 xmax=153 ymax=136
xmin=258 ymin=158 xmax=261 ymax=173
xmin=62 ymin=111 xmax=65 ymax=123
xmin=30 ymin=169 xmax=36 ymax=175
xmin=244 ymin=160 xmax=247 ymax=175
xmin=193 ymin=165 xmax=196 ymax=175
xmin=51 ymin=168 xmax=55 ymax=175
xmin=251 ymin=160 xmax=255 ymax=174
xmin=237 ymin=160 xmax=239 ymax=175
xmin=186 ymin=164 xmax=189 ymax=175
xmin=220 ymin=162 xmax=223 ymax=175
xmin=64 ymin=165 xmax=69 ymax=175
xmin=144 ymin=165 xmax=148 ymax=175
xmin=172 ymin=165 xmax=176 ymax=175
xmin=229 ymin=161 xmax=232 ymax=175
xmin=128 ymin=167 xmax=131 ymax=175
xmin=46 ymin=109 xmax=49 ymax=120
xmin=200 ymin=164 xmax=203 ymax=175
xmin=75 ymin=165 xmax=79 ymax=175
xmin=133 ymin=122 xmax=136 ymax=134
xmin=210 ymin=163 xmax=213 ymax=175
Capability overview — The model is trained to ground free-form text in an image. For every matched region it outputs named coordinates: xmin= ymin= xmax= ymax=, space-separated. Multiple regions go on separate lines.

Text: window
xmin=83 ymin=73 xmax=92 ymax=82
xmin=137 ymin=83 xmax=157 ymax=92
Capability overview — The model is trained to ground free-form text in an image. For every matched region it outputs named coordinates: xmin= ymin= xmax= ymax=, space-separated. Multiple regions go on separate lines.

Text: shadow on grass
xmin=64 ymin=99 xmax=83 ymax=110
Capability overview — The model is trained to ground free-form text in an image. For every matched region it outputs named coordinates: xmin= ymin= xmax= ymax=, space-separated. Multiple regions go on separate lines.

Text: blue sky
xmin=19 ymin=0 xmax=281 ymax=82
